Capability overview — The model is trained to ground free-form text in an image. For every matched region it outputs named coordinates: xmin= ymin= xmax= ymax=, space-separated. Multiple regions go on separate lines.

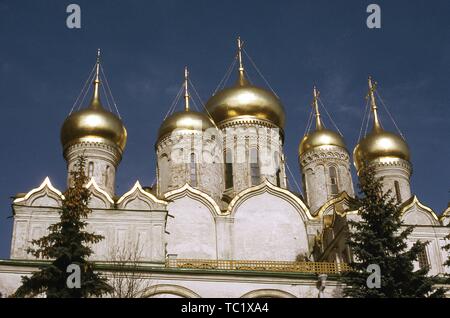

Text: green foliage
xmin=342 ymin=163 xmax=444 ymax=298
xmin=13 ymin=156 xmax=112 ymax=298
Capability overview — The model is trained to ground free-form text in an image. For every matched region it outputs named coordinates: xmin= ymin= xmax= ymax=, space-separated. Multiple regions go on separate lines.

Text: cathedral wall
xmin=165 ymin=196 xmax=217 ymax=259
xmin=137 ymin=275 xmax=341 ymax=298
xmin=0 ymin=271 xmax=23 ymax=297
xmin=406 ymin=226 xmax=449 ymax=276
xmin=215 ymin=217 xmax=233 ymax=259
xmin=400 ymin=203 xmax=449 ymax=276
xmin=85 ymin=210 xmax=166 ymax=262
xmin=2 ymin=260 xmax=450 ymax=298
xmin=10 ymin=205 xmax=167 ymax=263
xmin=10 ymin=207 xmax=58 ymax=259
xmin=231 ymin=192 xmax=308 ymax=261
xmin=0 ymin=264 xmax=347 ymax=298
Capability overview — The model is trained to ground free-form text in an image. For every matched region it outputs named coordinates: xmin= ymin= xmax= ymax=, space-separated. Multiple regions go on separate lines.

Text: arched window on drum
xmin=88 ymin=162 xmax=94 ymax=178
xmin=190 ymin=153 xmax=197 ymax=187
xmin=225 ymin=149 xmax=234 ymax=189
xmin=250 ymin=148 xmax=260 ymax=186
xmin=329 ymin=166 xmax=339 ymax=197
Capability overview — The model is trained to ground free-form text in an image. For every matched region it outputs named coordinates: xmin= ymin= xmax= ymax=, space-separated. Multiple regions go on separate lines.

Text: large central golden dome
xmin=61 ymin=56 xmax=127 ymax=153
xmin=206 ymin=37 xmax=284 ymax=128
xmin=206 ymin=78 xmax=285 ymax=128
xmin=205 ymin=75 xmax=285 ymax=128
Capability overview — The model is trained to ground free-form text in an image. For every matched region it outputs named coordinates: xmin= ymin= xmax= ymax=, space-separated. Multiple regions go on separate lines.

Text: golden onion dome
xmin=353 ymin=127 xmax=410 ymax=172
xmin=157 ymin=67 xmax=217 ymax=142
xmin=353 ymin=76 xmax=410 ymax=172
xmin=61 ymin=53 xmax=127 ymax=152
xmin=157 ymin=110 xmax=216 ymax=141
xmin=299 ymin=86 xmax=347 ymax=156
xmin=205 ymin=80 xmax=285 ymax=128
xmin=205 ymin=74 xmax=285 ymax=128
xmin=61 ymin=101 xmax=127 ymax=152
xmin=206 ymin=37 xmax=284 ymax=128
xmin=299 ymin=128 xmax=346 ymax=156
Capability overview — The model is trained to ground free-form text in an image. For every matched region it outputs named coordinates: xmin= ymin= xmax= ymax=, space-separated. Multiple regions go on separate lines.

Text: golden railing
xmin=165 ymin=258 xmax=350 ymax=274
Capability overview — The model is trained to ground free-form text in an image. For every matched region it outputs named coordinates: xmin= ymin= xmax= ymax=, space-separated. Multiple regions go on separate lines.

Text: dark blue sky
xmin=0 ymin=0 xmax=449 ymax=258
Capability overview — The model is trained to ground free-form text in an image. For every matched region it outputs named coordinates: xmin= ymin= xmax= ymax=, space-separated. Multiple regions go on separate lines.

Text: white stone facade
xmin=371 ymin=157 xmax=412 ymax=204
xmin=3 ymin=169 xmax=449 ymax=298
xmin=156 ymin=130 xmax=224 ymax=202
xmin=1 ymin=102 xmax=450 ymax=298
xmin=299 ymin=145 xmax=354 ymax=213
xmin=220 ymin=122 xmax=287 ymax=199
xmin=64 ymin=141 xmax=122 ymax=197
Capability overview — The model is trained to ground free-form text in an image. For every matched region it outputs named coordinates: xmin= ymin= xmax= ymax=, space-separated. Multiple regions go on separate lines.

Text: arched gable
xmin=143 ymin=284 xmax=201 ymax=298
xmin=164 ymin=183 xmax=221 ymax=217
xmin=85 ymin=178 xmax=114 ymax=209
xmin=241 ymin=289 xmax=296 ymax=298
xmin=13 ymin=177 xmax=63 ymax=207
xmin=227 ymin=179 xmax=312 ymax=220
xmin=117 ymin=181 xmax=167 ymax=210
xmin=400 ymin=196 xmax=440 ymax=226
xmin=313 ymin=191 xmax=358 ymax=231
xmin=314 ymin=191 xmax=354 ymax=218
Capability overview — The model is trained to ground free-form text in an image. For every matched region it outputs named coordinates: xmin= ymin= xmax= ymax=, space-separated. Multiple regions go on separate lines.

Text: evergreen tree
xmin=13 ymin=156 xmax=112 ymax=298
xmin=342 ymin=163 xmax=444 ymax=298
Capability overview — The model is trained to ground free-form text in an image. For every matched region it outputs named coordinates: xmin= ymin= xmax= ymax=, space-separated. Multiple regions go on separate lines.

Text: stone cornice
xmin=155 ymin=130 xmax=206 ymax=151
xmin=299 ymin=146 xmax=350 ymax=167
xmin=64 ymin=140 xmax=122 ymax=164
xmin=218 ymin=118 xmax=285 ymax=141
xmin=355 ymin=157 xmax=412 ymax=176
xmin=371 ymin=157 xmax=412 ymax=171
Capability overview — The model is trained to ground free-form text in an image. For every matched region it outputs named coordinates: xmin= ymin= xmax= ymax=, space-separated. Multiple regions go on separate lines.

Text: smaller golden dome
xmin=299 ymin=86 xmax=346 ymax=156
xmin=353 ymin=128 xmax=410 ymax=172
xmin=353 ymin=76 xmax=411 ymax=172
xmin=157 ymin=110 xmax=216 ymax=142
xmin=157 ymin=67 xmax=217 ymax=142
xmin=61 ymin=52 xmax=127 ymax=153
xmin=61 ymin=102 xmax=127 ymax=152
xmin=299 ymin=128 xmax=346 ymax=156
